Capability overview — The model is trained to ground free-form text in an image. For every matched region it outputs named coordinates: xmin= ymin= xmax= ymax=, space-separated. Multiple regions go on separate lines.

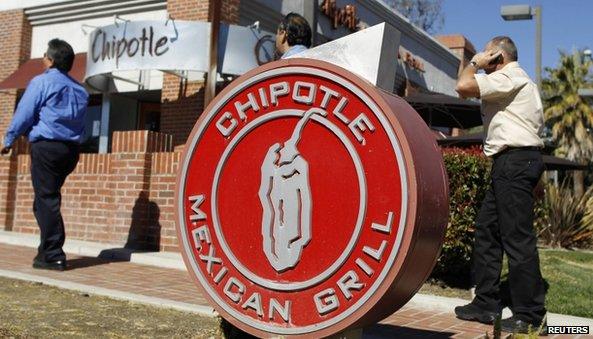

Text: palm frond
xmin=543 ymin=50 xmax=593 ymax=163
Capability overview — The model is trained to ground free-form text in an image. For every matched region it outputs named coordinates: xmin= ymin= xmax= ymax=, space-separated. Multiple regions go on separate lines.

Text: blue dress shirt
xmin=281 ymin=45 xmax=308 ymax=59
xmin=3 ymin=68 xmax=89 ymax=148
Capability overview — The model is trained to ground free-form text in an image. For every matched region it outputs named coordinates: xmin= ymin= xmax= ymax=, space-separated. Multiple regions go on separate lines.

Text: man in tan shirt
xmin=454 ymin=36 xmax=547 ymax=334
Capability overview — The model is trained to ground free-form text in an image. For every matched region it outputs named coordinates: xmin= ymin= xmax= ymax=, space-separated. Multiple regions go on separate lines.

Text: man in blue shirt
xmin=275 ymin=13 xmax=312 ymax=59
xmin=1 ymin=39 xmax=88 ymax=271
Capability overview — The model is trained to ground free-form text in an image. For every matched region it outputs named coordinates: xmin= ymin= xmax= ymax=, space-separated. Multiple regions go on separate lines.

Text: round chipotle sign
xmin=176 ymin=59 xmax=448 ymax=337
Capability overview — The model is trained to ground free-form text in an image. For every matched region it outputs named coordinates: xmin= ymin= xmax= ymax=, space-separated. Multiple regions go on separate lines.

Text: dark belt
xmin=33 ymin=138 xmax=80 ymax=146
xmin=493 ymin=146 xmax=542 ymax=158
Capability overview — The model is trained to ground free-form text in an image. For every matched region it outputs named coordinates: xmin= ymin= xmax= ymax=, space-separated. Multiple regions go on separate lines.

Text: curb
xmin=408 ymin=293 xmax=593 ymax=329
xmin=0 ymin=269 xmax=217 ymax=317
xmin=0 ymin=230 xmax=186 ymax=271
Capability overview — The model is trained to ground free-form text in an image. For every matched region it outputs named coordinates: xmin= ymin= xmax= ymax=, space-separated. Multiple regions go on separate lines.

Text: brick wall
xmin=0 ymin=9 xmax=31 ymax=233
xmin=161 ymin=80 xmax=205 ymax=146
xmin=0 ymin=155 xmax=17 ymax=231
xmin=161 ymin=0 xmax=240 ymax=146
xmin=149 ymin=151 xmax=182 ymax=251
xmin=0 ymin=9 xmax=32 ymax=137
xmin=435 ymin=34 xmax=477 ymax=76
xmin=3 ymin=131 xmax=182 ymax=252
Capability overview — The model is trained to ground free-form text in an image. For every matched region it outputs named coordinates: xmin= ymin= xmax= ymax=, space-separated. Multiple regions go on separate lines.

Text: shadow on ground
xmin=364 ymin=324 xmax=456 ymax=338
xmin=219 ymin=318 xmax=258 ymax=339
xmin=66 ymin=255 xmax=127 ymax=270
xmin=65 ymin=191 xmax=164 ymax=271
xmin=66 ymin=247 xmax=159 ymax=270
xmin=219 ymin=319 xmax=457 ymax=338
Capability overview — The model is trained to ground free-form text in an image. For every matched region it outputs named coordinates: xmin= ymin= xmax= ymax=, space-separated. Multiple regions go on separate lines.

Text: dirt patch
xmin=0 ymin=276 xmax=222 ymax=338
xmin=419 ymin=280 xmax=472 ymax=300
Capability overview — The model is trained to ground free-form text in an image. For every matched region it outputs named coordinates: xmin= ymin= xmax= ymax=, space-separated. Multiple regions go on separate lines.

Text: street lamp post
xmin=501 ymin=4 xmax=542 ymax=89
xmin=578 ymin=51 xmax=592 ymax=101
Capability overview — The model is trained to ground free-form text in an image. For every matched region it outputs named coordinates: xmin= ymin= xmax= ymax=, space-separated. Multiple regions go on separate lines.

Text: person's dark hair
xmin=490 ymin=36 xmax=518 ymax=61
xmin=278 ymin=13 xmax=312 ymax=48
xmin=46 ymin=39 xmax=75 ymax=72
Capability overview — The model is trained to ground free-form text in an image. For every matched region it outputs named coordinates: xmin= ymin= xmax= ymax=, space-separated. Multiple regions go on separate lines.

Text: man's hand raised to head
xmin=457 ymin=49 xmax=504 ymax=98
xmin=471 ymin=50 xmax=503 ymax=69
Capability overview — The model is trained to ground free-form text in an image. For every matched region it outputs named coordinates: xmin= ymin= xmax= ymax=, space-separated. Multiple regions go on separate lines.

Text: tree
xmin=542 ymin=50 xmax=593 ymax=196
xmin=384 ymin=0 xmax=444 ymax=34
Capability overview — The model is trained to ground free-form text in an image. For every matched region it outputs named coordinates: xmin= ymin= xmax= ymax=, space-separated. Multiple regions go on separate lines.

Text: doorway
xmin=137 ymin=102 xmax=161 ymax=132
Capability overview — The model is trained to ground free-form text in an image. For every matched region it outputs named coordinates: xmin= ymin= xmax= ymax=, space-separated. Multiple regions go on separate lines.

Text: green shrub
xmin=432 ymin=146 xmax=491 ymax=286
xmin=431 ymin=147 xmax=593 ymax=286
xmin=537 ymin=181 xmax=593 ymax=249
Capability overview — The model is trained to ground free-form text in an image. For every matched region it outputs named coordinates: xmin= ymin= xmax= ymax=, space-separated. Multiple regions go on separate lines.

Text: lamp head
xmin=501 ymin=5 xmax=533 ymax=21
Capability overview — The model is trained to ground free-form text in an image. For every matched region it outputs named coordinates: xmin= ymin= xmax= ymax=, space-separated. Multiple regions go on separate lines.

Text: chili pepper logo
xmin=259 ymin=108 xmax=327 ymax=272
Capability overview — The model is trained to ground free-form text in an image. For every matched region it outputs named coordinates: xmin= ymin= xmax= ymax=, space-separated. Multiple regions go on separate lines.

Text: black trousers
xmin=472 ymin=148 xmax=546 ymax=324
xmin=30 ymin=140 xmax=80 ymax=262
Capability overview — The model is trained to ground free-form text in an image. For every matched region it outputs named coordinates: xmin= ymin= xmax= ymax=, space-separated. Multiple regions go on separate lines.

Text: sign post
xmin=204 ymin=0 xmax=221 ymax=106
xmin=175 ymin=59 xmax=448 ymax=337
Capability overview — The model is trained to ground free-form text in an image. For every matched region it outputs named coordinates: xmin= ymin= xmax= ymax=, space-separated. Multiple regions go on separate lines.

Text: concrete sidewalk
xmin=1 ymin=231 xmax=591 ymax=338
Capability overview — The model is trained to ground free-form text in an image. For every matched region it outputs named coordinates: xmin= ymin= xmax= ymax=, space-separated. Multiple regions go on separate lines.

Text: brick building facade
xmin=436 ymin=34 xmax=477 ymax=76
xmin=0 ymin=0 xmax=242 ymax=251
xmin=0 ymin=0 xmax=472 ymax=252
xmin=161 ymin=0 xmax=240 ymax=146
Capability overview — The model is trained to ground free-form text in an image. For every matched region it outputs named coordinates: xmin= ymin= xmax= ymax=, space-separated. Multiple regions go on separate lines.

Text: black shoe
xmin=32 ymin=258 xmax=66 ymax=271
xmin=454 ymin=303 xmax=500 ymax=324
xmin=501 ymin=316 xmax=547 ymax=335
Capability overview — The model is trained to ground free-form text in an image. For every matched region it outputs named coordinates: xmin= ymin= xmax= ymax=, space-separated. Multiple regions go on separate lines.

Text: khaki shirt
xmin=475 ymin=62 xmax=544 ymax=156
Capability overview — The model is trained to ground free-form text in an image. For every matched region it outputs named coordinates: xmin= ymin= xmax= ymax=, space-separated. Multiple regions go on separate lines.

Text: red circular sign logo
xmin=176 ymin=60 xmax=447 ymax=337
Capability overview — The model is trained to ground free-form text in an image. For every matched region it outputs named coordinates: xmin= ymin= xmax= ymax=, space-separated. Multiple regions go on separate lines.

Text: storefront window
xmin=138 ymin=102 xmax=160 ymax=132
xmin=80 ymin=94 xmax=102 ymax=153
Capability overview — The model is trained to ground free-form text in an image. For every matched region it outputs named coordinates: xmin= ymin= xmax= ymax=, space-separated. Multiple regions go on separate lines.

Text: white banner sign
xmin=86 ymin=20 xmax=209 ymax=80
xmin=85 ymin=20 xmax=275 ymax=84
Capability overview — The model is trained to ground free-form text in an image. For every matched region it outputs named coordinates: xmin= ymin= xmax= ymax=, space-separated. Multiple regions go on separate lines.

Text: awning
xmin=404 ymin=92 xmax=482 ymax=129
xmin=436 ymin=133 xmax=587 ymax=171
xmin=437 ymin=132 xmax=483 ymax=147
xmin=0 ymin=53 xmax=86 ymax=90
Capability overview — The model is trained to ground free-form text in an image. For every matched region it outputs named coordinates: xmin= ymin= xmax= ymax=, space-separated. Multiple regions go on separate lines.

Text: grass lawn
xmin=0 ymin=276 xmax=222 ymax=338
xmin=422 ymin=248 xmax=593 ymax=319
xmin=537 ymin=248 xmax=593 ymax=318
